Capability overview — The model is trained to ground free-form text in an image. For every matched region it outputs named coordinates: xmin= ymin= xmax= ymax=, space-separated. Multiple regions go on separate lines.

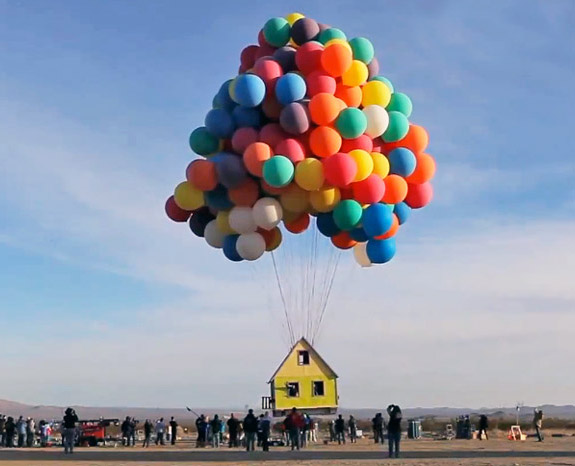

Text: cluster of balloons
xmin=166 ymin=13 xmax=436 ymax=266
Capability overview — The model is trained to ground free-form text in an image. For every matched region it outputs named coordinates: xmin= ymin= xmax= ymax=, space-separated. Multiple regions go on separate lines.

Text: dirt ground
xmin=1 ymin=435 xmax=575 ymax=465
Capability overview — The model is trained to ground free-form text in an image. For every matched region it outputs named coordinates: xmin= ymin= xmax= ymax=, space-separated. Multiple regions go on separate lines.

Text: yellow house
xmin=263 ymin=337 xmax=338 ymax=417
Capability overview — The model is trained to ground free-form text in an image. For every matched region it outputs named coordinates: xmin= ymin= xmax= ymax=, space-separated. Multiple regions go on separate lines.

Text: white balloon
xmin=228 ymin=206 xmax=257 ymax=234
xmin=252 ymin=197 xmax=283 ymax=230
xmin=363 ymin=105 xmax=389 ymax=138
xmin=204 ymin=220 xmax=226 ymax=249
xmin=236 ymin=232 xmax=266 ymax=261
xmin=353 ymin=242 xmax=372 ymax=268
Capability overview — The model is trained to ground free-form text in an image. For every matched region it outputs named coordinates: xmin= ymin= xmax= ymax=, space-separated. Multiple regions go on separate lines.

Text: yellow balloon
xmin=342 ymin=60 xmax=368 ymax=87
xmin=280 ymin=184 xmax=310 ymax=213
xmin=285 ymin=12 xmax=305 ymax=25
xmin=349 ymin=149 xmax=374 ymax=182
xmin=370 ymin=152 xmax=390 ymax=178
xmin=324 ymin=38 xmax=352 ymax=52
xmin=361 ymin=80 xmax=391 ymax=108
xmin=310 ymin=186 xmax=341 ymax=212
xmin=216 ymin=211 xmax=236 ymax=235
xmin=295 ymin=158 xmax=325 ymax=191
xmin=174 ymin=181 xmax=204 ymax=211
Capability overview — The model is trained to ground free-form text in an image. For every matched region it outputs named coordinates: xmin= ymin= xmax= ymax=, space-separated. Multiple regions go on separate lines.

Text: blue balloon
xmin=316 ymin=212 xmax=340 ymax=237
xmin=275 ymin=72 xmax=307 ymax=105
xmin=217 ymin=80 xmax=237 ymax=111
xmin=205 ymin=185 xmax=234 ymax=211
xmin=232 ymin=106 xmax=263 ymax=129
xmin=388 ymin=148 xmax=416 ymax=177
xmin=233 ymin=74 xmax=266 ymax=107
xmin=366 ymin=237 xmax=396 ymax=264
xmin=223 ymin=235 xmax=243 ymax=262
xmin=349 ymin=227 xmax=369 ymax=242
xmin=205 ymin=108 xmax=235 ymax=139
xmin=362 ymin=203 xmax=394 ymax=238
xmin=215 ymin=153 xmax=247 ymax=189
xmin=394 ymin=202 xmax=411 ymax=225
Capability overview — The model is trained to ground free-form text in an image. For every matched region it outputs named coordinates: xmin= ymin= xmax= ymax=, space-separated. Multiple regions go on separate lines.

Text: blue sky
xmin=1 ymin=0 xmax=574 ymax=409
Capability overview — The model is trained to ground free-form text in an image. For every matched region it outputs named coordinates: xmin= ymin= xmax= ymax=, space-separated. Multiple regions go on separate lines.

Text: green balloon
xmin=333 ymin=200 xmax=363 ymax=231
xmin=318 ymin=27 xmax=346 ymax=45
xmin=349 ymin=37 xmax=374 ymax=64
xmin=189 ymin=127 xmax=219 ymax=156
xmin=387 ymin=93 xmax=413 ymax=118
xmin=263 ymin=155 xmax=294 ymax=187
xmin=383 ymin=111 xmax=410 ymax=142
xmin=263 ymin=17 xmax=291 ymax=47
xmin=336 ymin=108 xmax=367 ymax=139
xmin=370 ymin=75 xmax=394 ymax=93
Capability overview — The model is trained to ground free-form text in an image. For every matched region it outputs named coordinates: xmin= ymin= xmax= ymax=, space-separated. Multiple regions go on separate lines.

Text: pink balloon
xmin=352 ymin=175 xmax=385 ymax=204
xmin=323 ymin=153 xmax=357 ymax=188
xmin=405 ymin=182 xmax=433 ymax=209
xmin=232 ymin=127 xmax=259 ymax=154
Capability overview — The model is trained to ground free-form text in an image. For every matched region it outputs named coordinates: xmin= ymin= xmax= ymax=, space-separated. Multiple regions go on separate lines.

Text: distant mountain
xmin=2 ymin=399 xmax=575 ymax=421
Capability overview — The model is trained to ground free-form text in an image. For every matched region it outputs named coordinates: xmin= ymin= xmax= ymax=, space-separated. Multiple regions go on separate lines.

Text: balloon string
xmin=312 ymin=249 xmax=341 ymax=345
xmin=271 ymin=250 xmax=295 ymax=346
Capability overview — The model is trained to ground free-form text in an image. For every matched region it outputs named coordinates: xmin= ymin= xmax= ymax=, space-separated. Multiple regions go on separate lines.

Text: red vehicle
xmin=77 ymin=419 xmax=119 ymax=446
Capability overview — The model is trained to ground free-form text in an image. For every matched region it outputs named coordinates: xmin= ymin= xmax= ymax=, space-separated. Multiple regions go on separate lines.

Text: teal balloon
xmin=349 ymin=37 xmax=374 ymax=64
xmin=333 ymin=200 xmax=363 ymax=231
xmin=387 ymin=93 xmax=413 ymax=118
xmin=189 ymin=127 xmax=219 ymax=156
xmin=318 ymin=28 xmax=346 ymax=44
xmin=336 ymin=108 xmax=367 ymax=139
xmin=263 ymin=155 xmax=294 ymax=187
xmin=370 ymin=75 xmax=394 ymax=93
xmin=263 ymin=17 xmax=291 ymax=47
xmin=383 ymin=111 xmax=409 ymax=142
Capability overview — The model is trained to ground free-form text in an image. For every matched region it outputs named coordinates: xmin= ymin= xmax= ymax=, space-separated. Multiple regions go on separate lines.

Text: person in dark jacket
xmin=478 ymin=415 xmax=489 ymax=440
xmin=195 ymin=415 xmax=207 ymax=448
xmin=334 ymin=415 xmax=346 ymax=444
xmin=121 ymin=417 xmax=132 ymax=446
xmin=4 ymin=416 xmax=16 ymax=448
xmin=243 ymin=409 xmax=258 ymax=452
xmin=284 ymin=407 xmax=304 ymax=450
xmin=143 ymin=419 xmax=153 ymax=447
xmin=372 ymin=413 xmax=385 ymax=444
xmin=169 ymin=417 xmax=178 ymax=445
xmin=227 ymin=414 xmax=239 ymax=447
xmin=210 ymin=415 xmax=222 ymax=448
xmin=349 ymin=415 xmax=357 ymax=443
xmin=16 ymin=416 xmax=26 ymax=447
xmin=387 ymin=404 xmax=402 ymax=458
xmin=0 ymin=414 xmax=6 ymax=447
xmin=62 ymin=408 xmax=79 ymax=454
xmin=259 ymin=412 xmax=272 ymax=451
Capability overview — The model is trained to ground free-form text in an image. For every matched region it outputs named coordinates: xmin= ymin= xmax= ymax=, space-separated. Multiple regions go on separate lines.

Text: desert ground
xmin=2 ymin=435 xmax=575 ymax=465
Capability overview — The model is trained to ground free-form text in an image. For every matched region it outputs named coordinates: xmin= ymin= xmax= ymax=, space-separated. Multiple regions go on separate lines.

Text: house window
xmin=298 ymin=350 xmax=310 ymax=365
xmin=313 ymin=381 xmax=325 ymax=396
xmin=287 ymin=382 xmax=300 ymax=397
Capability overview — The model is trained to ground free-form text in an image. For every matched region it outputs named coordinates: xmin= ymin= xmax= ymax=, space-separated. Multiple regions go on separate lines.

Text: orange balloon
xmin=285 ymin=213 xmax=310 ymax=234
xmin=331 ymin=231 xmax=357 ymax=249
xmin=381 ymin=175 xmax=408 ymax=204
xmin=260 ymin=180 xmax=289 ymax=196
xmin=381 ymin=124 xmax=429 ymax=154
xmin=258 ymin=227 xmax=282 ymax=251
xmin=280 ymin=183 xmax=310 ymax=213
xmin=243 ymin=142 xmax=272 ymax=177
xmin=405 ymin=152 xmax=436 ymax=184
xmin=321 ymin=43 xmax=353 ymax=77
xmin=375 ymin=214 xmax=399 ymax=239
xmin=186 ymin=159 xmax=217 ymax=191
xmin=309 ymin=93 xmax=342 ymax=126
xmin=310 ymin=126 xmax=342 ymax=158
xmin=228 ymin=178 xmax=260 ymax=207
xmin=334 ymin=83 xmax=362 ymax=107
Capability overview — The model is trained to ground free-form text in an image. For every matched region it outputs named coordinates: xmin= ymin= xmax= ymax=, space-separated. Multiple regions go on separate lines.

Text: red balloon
xmin=295 ymin=41 xmax=324 ymax=75
xmin=240 ymin=45 xmax=259 ymax=69
xmin=341 ymin=134 xmax=374 ymax=153
xmin=285 ymin=213 xmax=310 ymax=233
xmin=253 ymin=57 xmax=284 ymax=93
xmin=165 ymin=195 xmax=191 ymax=222
xmin=232 ymin=127 xmax=259 ymax=154
xmin=186 ymin=159 xmax=218 ymax=191
xmin=306 ymin=71 xmax=336 ymax=96
xmin=262 ymin=94 xmax=283 ymax=119
xmin=352 ymin=174 xmax=386 ymax=204
xmin=258 ymin=29 xmax=268 ymax=47
xmin=255 ymin=43 xmax=276 ymax=61
xmin=323 ymin=153 xmax=357 ymax=188
xmin=259 ymin=123 xmax=288 ymax=149
xmin=340 ymin=187 xmax=354 ymax=200
xmin=228 ymin=178 xmax=260 ymax=207
xmin=405 ymin=182 xmax=433 ymax=209
xmin=276 ymin=138 xmax=306 ymax=163
xmin=331 ymin=231 xmax=357 ymax=249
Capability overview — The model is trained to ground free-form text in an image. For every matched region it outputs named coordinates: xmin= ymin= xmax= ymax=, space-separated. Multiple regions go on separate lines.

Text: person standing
xmin=259 ymin=411 xmax=272 ymax=452
xmin=284 ymin=407 xmax=304 ymax=451
xmin=39 ymin=420 xmax=49 ymax=447
xmin=328 ymin=419 xmax=336 ymax=442
xmin=5 ymin=416 xmax=16 ymax=448
xmin=0 ymin=414 xmax=6 ymax=447
xmin=62 ymin=408 xmax=78 ymax=455
xmin=243 ymin=409 xmax=258 ymax=452
xmin=533 ymin=409 xmax=544 ymax=442
xmin=26 ymin=418 xmax=35 ymax=447
xmin=334 ymin=415 xmax=346 ymax=445
xmin=310 ymin=417 xmax=318 ymax=443
xmin=143 ymin=419 xmax=153 ymax=447
xmin=169 ymin=417 xmax=178 ymax=446
xmin=372 ymin=413 xmax=385 ymax=444
xmin=349 ymin=415 xmax=357 ymax=443
xmin=16 ymin=416 xmax=26 ymax=447
xmin=121 ymin=417 xmax=131 ymax=446
xmin=227 ymin=414 xmax=239 ymax=447
xmin=155 ymin=418 xmax=166 ymax=445
xmin=210 ymin=415 xmax=222 ymax=448
xmin=195 ymin=415 xmax=207 ymax=448
xmin=478 ymin=415 xmax=489 ymax=440
xmin=387 ymin=404 xmax=402 ymax=459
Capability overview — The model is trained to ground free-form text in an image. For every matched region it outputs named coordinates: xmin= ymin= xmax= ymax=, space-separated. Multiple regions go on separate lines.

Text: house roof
xmin=268 ymin=337 xmax=338 ymax=383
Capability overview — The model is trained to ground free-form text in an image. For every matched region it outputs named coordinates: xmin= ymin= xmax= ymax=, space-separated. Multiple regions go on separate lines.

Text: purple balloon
xmin=291 ymin=18 xmax=320 ymax=45
xmin=215 ymin=153 xmax=247 ymax=189
xmin=273 ymin=46 xmax=297 ymax=73
xmin=279 ymin=102 xmax=310 ymax=135
xmin=368 ymin=57 xmax=380 ymax=79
